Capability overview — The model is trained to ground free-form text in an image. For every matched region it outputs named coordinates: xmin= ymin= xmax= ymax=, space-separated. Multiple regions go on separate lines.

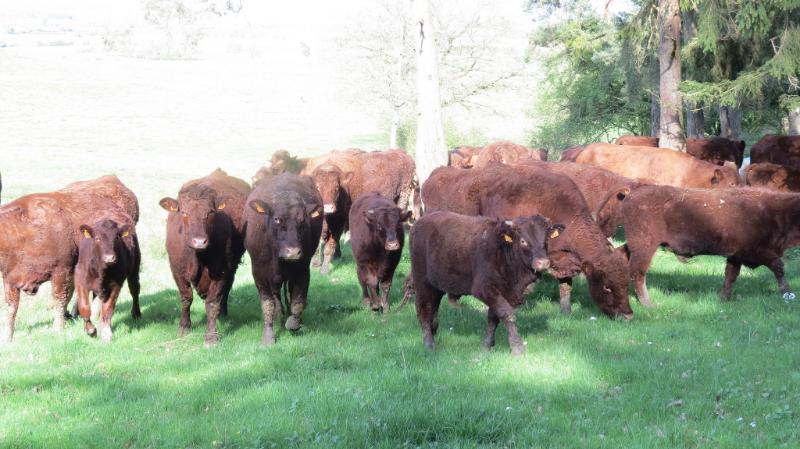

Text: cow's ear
xmin=159 ymin=197 xmax=178 ymax=212
xmin=80 ymin=225 xmax=93 ymax=239
xmin=342 ymin=171 xmax=354 ymax=185
xmin=548 ymin=224 xmax=565 ymax=239
xmin=307 ymin=204 xmax=323 ymax=218
xmin=249 ymin=200 xmax=269 ymax=215
xmin=364 ymin=209 xmax=377 ymax=224
xmin=119 ymin=224 xmax=131 ymax=238
xmin=497 ymin=220 xmax=515 ymax=246
xmin=400 ymin=210 xmax=413 ymax=223
xmin=711 ymin=169 xmax=723 ymax=185
xmin=739 ymin=140 xmax=746 ymax=150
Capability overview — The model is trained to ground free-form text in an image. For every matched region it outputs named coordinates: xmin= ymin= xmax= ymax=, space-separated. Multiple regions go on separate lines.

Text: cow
xmin=750 ymin=135 xmax=800 ymax=168
xmin=244 ymin=173 xmax=324 ymax=346
xmin=74 ymin=210 xmax=141 ymax=342
xmin=407 ymin=210 xmax=558 ymax=354
xmin=252 ymin=150 xmax=310 ymax=183
xmin=614 ymin=136 xmax=745 ymax=167
xmin=471 ymin=141 xmax=545 ymax=169
xmin=349 ymin=192 xmax=412 ymax=314
xmin=596 ymin=185 xmax=800 ymax=304
xmin=159 ymin=169 xmax=250 ymax=347
xmin=568 ymin=143 xmax=741 ymax=188
xmin=614 ymin=135 xmax=659 ymax=147
xmin=448 ymin=146 xmax=482 ymax=168
xmin=422 ymin=165 xmax=633 ymax=318
xmin=745 ymin=162 xmax=800 ymax=192
xmin=0 ymin=175 xmax=139 ymax=342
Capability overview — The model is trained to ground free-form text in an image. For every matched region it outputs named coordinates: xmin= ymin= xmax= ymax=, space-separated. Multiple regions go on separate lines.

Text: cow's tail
xmin=397 ymin=273 xmax=415 ymax=311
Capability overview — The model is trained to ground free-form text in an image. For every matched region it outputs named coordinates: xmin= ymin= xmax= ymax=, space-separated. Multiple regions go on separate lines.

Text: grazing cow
xmin=349 ymin=149 xmax=417 ymax=212
xmin=597 ymin=185 xmax=800 ymax=304
xmin=448 ymin=146 xmax=482 ymax=168
xmin=614 ymin=135 xmax=659 ymax=147
xmin=750 ymin=135 xmax=800 ymax=168
xmin=570 ymin=143 xmax=741 ymax=188
xmin=159 ymin=169 xmax=250 ymax=346
xmin=422 ymin=165 xmax=633 ymax=318
xmin=252 ymin=150 xmax=310 ymax=183
xmin=244 ymin=173 xmax=324 ymax=346
xmin=744 ymin=162 xmax=800 ymax=192
xmin=0 ymin=175 xmax=139 ymax=342
xmin=615 ymin=136 xmax=745 ymax=167
xmin=472 ymin=141 xmax=545 ymax=169
xmin=349 ymin=192 xmax=412 ymax=313
xmin=75 ymin=210 xmax=141 ymax=342
xmin=408 ymin=211 xmax=559 ymax=354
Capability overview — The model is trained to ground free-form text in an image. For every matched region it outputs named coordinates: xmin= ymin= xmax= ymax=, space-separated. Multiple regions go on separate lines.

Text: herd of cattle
xmin=1 ymin=135 xmax=800 ymax=353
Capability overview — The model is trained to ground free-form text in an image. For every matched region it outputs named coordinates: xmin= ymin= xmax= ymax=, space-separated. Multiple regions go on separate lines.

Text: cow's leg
xmin=378 ymin=278 xmax=392 ymax=314
xmin=415 ymin=281 xmax=443 ymax=351
xmin=320 ymin=235 xmax=336 ymax=275
xmin=128 ymin=267 xmax=142 ymax=321
xmin=285 ymin=271 xmax=310 ymax=332
xmin=493 ymin=300 xmax=524 ymax=355
xmin=98 ymin=286 xmax=122 ymax=343
xmin=312 ymin=219 xmax=329 ymax=268
xmin=76 ymin=285 xmax=96 ymax=337
xmin=65 ymin=278 xmax=75 ymax=320
xmin=357 ymin=268 xmax=371 ymax=308
xmin=174 ymin=276 xmax=194 ymax=337
xmin=483 ymin=308 xmax=500 ymax=349
xmin=765 ymin=257 xmax=794 ymax=300
xmin=50 ymin=270 xmax=70 ymax=333
xmin=628 ymin=244 xmax=657 ymax=307
xmin=219 ymin=269 xmax=234 ymax=317
xmin=558 ymin=278 xmax=572 ymax=314
xmin=719 ymin=258 xmax=742 ymax=301
xmin=2 ymin=282 xmax=20 ymax=343
xmin=259 ymin=289 xmax=279 ymax=347
xmin=330 ymin=216 xmax=345 ymax=261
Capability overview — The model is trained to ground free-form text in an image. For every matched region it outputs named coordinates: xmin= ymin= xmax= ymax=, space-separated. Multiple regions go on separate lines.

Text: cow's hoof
xmin=311 ymin=258 xmax=322 ymax=268
xmin=85 ymin=325 xmax=97 ymax=337
xmin=261 ymin=331 xmax=276 ymax=347
xmin=204 ymin=336 xmax=219 ymax=348
xmin=483 ymin=339 xmax=495 ymax=350
xmin=285 ymin=316 xmax=302 ymax=331
xmin=423 ymin=338 xmax=436 ymax=351
xmin=177 ymin=325 xmax=191 ymax=337
xmin=131 ymin=308 xmax=142 ymax=320
xmin=639 ymin=298 xmax=655 ymax=308
xmin=510 ymin=346 xmax=525 ymax=356
xmin=319 ymin=266 xmax=330 ymax=276
xmin=783 ymin=292 xmax=796 ymax=302
xmin=100 ymin=328 xmax=112 ymax=343
xmin=560 ymin=305 xmax=571 ymax=315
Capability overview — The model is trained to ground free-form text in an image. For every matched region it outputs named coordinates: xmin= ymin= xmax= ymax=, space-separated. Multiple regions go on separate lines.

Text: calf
xmin=244 ymin=173 xmax=323 ymax=346
xmin=573 ymin=143 xmax=740 ymax=188
xmin=422 ymin=165 xmax=633 ymax=318
xmin=745 ymin=162 xmax=800 ymax=192
xmin=75 ymin=211 xmax=141 ymax=342
xmin=408 ymin=211 xmax=558 ymax=354
xmin=750 ymin=135 xmax=800 ymax=168
xmin=349 ymin=192 xmax=412 ymax=313
xmin=597 ymin=185 xmax=800 ymax=303
xmin=160 ymin=169 xmax=250 ymax=346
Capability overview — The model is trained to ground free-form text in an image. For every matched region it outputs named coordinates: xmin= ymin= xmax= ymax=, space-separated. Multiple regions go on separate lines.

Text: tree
xmin=412 ymin=0 xmax=448 ymax=184
xmin=657 ymin=0 xmax=685 ymax=150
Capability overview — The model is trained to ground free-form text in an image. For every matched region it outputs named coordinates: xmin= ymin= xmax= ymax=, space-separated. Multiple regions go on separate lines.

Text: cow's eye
xmin=603 ymin=285 xmax=612 ymax=293
xmin=273 ymin=218 xmax=281 ymax=225
xmin=520 ymin=239 xmax=528 ymax=247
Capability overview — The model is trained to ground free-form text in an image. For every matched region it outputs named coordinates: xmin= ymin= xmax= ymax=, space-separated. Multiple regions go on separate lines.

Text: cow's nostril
xmin=103 ymin=254 xmax=117 ymax=264
xmin=191 ymin=238 xmax=209 ymax=249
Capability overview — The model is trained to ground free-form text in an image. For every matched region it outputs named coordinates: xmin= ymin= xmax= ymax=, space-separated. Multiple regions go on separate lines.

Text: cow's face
xmin=160 ymin=188 xmax=226 ymax=251
xmin=583 ymin=252 xmax=633 ymax=319
xmin=494 ymin=216 xmax=558 ymax=273
xmin=711 ymin=162 xmax=742 ymax=187
xmin=364 ymin=206 xmax=412 ymax=251
xmin=249 ymin=198 xmax=323 ymax=261
xmin=313 ymin=166 xmax=353 ymax=214
xmin=79 ymin=219 xmax=130 ymax=267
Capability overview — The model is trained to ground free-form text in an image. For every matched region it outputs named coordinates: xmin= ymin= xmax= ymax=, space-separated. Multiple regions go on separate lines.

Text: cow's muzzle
xmin=103 ymin=254 xmax=117 ymax=264
xmin=279 ymin=246 xmax=302 ymax=260
xmin=323 ymin=204 xmax=336 ymax=214
xmin=532 ymin=257 xmax=550 ymax=271
xmin=385 ymin=240 xmax=401 ymax=251
xmin=190 ymin=237 xmax=209 ymax=250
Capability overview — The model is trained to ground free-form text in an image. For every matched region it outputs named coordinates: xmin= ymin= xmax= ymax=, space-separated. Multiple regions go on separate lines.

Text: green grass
xmin=2 ymin=149 xmax=800 ymax=449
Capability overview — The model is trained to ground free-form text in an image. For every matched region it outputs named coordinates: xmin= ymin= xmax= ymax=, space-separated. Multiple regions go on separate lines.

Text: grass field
xmin=2 ymin=51 xmax=800 ymax=449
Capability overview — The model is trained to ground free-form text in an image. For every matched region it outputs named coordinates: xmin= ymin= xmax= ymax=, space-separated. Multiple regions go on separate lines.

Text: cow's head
xmin=711 ymin=162 xmax=742 ymax=187
xmin=159 ymin=185 xmax=227 ymax=251
xmin=364 ymin=205 xmax=412 ymax=251
xmin=492 ymin=215 xmax=560 ymax=273
xmin=79 ymin=219 xmax=131 ymax=266
xmin=582 ymin=249 xmax=633 ymax=320
xmin=249 ymin=195 xmax=323 ymax=261
xmin=312 ymin=164 xmax=353 ymax=214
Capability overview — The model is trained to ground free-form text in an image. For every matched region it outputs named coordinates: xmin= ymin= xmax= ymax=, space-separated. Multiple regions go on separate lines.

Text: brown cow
xmin=408 ymin=210 xmax=558 ymax=354
xmin=614 ymin=135 xmax=659 ymax=147
xmin=448 ymin=146 xmax=482 ymax=168
xmin=472 ymin=141 xmax=545 ymax=168
xmin=252 ymin=150 xmax=310 ymax=183
xmin=75 ymin=209 xmax=141 ymax=342
xmin=571 ymin=143 xmax=741 ymax=188
xmin=159 ymin=169 xmax=250 ymax=346
xmin=614 ymin=136 xmax=745 ymax=167
xmin=0 ymin=176 xmax=139 ymax=342
xmin=349 ymin=149 xmax=417 ymax=211
xmin=750 ymin=135 xmax=800 ymax=168
xmin=349 ymin=192 xmax=412 ymax=313
xmin=597 ymin=185 xmax=800 ymax=304
xmin=745 ymin=162 xmax=800 ymax=192
xmin=422 ymin=164 xmax=633 ymax=318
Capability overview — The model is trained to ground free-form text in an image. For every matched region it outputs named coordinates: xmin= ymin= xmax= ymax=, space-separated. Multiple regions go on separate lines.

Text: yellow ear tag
xmin=255 ymin=204 xmax=265 ymax=214
xmin=83 ymin=229 xmax=91 ymax=238
xmin=550 ymin=229 xmax=560 ymax=239
xmin=503 ymin=234 xmax=513 ymax=243
xmin=122 ymin=230 xmax=130 ymax=238
xmin=217 ymin=203 xmax=226 ymax=210
xmin=170 ymin=205 xmax=178 ymax=212
xmin=310 ymin=210 xmax=320 ymax=218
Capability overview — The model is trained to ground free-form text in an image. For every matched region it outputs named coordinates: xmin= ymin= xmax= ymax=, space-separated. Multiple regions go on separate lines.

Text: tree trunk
xmin=411 ymin=0 xmax=447 ymax=184
xmin=657 ymin=0 xmax=685 ymax=150
xmin=389 ymin=107 xmax=400 ymax=148
xmin=719 ymin=106 xmax=742 ymax=140
xmin=789 ymin=107 xmax=800 ymax=136
xmin=650 ymin=59 xmax=660 ymax=137
xmin=686 ymin=103 xmax=705 ymax=138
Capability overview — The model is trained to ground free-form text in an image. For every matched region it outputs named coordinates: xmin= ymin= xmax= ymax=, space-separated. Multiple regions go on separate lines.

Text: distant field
xmin=2 ymin=50 xmax=800 ymax=449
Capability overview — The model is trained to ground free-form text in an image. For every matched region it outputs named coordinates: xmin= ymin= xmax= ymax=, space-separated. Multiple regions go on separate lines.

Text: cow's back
xmin=751 ymin=135 xmax=800 ymax=168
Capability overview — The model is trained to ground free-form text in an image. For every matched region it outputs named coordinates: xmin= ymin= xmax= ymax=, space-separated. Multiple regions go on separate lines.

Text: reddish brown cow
xmin=408 ymin=210 xmax=558 ymax=354
xmin=597 ymin=185 xmax=800 ymax=303
xmin=349 ymin=149 xmax=417 ymax=211
xmin=614 ymin=135 xmax=659 ymax=146
xmin=349 ymin=192 xmax=412 ymax=313
xmin=614 ymin=136 xmax=745 ymax=167
xmin=75 ymin=209 xmax=141 ymax=342
xmin=472 ymin=141 xmax=545 ymax=168
xmin=750 ymin=135 xmax=800 ymax=168
xmin=745 ymin=162 xmax=800 ymax=192
xmin=448 ymin=146 xmax=482 ymax=168
xmin=252 ymin=150 xmax=310 ymax=183
xmin=159 ymin=169 xmax=250 ymax=346
xmin=572 ymin=143 xmax=741 ymax=188
xmin=422 ymin=165 xmax=633 ymax=318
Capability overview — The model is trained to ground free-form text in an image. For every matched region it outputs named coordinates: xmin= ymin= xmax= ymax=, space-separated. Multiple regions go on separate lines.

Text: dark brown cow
xmin=244 ymin=173 xmax=324 ymax=346
xmin=597 ymin=185 xmax=800 ymax=304
xmin=614 ymin=135 xmax=745 ymax=167
xmin=572 ymin=143 xmax=741 ymax=188
xmin=0 ymin=175 xmax=138 ymax=342
xmin=75 ymin=210 xmax=141 ymax=342
xmin=750 ymin=135 xmax=800 ymax=168
xmin=349 ymin=192 xmax=412 ymax=314
xmin=448 ymin=146 xmax=482 ymax=168
xmin=159 ymin=169 xmax=250 ymax=346
xmin=745 ymin=162 xmax=800 ymax=192
xmin=472 ymin=141 xmax=545 ymax=168
xmin=614 ymin=135 xmax=658 ymax=146
xmin=252 ymin=150 xmax=310 ymax=183
xmin=422 ymin=165 xmax=633 ymax=318
xmin=408 ymin=210 xmax=558 ymax=354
